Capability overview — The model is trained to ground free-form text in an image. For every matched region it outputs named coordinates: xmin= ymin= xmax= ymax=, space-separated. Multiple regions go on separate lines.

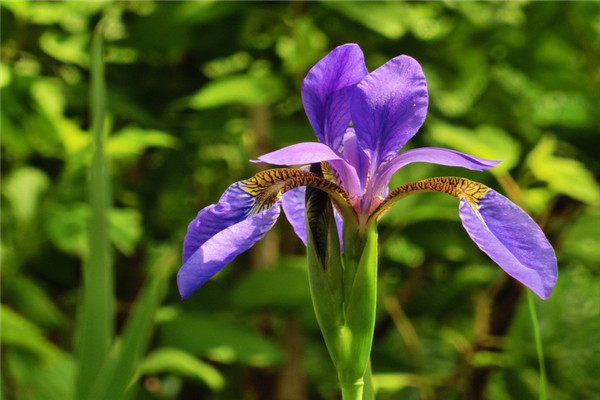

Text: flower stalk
xmin=305 ymin=165 xmax=378 ymax=399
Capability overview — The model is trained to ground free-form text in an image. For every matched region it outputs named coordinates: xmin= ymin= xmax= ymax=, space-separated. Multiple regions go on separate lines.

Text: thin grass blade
xmin=75 ymin=20 xmax=115 ymax=400
xmin=87 ymin=248 xmax=177 ymax=400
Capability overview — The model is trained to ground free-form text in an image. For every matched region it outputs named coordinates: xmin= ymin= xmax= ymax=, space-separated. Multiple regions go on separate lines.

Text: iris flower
xmin=179 ymin=43 xmax=557 ymax=399
xmin=178 ymin=43 xmax=557 ymax=301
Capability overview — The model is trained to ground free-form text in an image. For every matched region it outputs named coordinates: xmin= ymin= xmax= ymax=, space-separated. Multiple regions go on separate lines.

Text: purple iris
xmin=178 ymin=44 xmax=557 ymax=300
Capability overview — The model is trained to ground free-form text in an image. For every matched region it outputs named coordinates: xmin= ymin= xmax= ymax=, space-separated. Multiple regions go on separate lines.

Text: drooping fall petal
xmin=179 ymin=168 xmax=354 ymax=298
xmin=178 ymin=206 xmax=281 ymax=299
xmin=459 ymin=189 xmax=557 ymax=299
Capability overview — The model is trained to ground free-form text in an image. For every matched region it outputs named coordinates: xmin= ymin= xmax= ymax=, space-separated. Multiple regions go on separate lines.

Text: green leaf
xmin=137 ymin=348 xmax=225 ymax=391
xmin=45 ymin=204 xmax=88 ymax=256
xmin=30 ymin=79 xmax=89 ymax=155
xmin=186 ymin=74 xmax=285 ymax=108
xmin=2 ymin=1 xmax=107 ymax=27
xmin=1 ymin=62 xmax=12 ymax=87
xmin=86 ymin=247 xmax=176 ymax=400
xmin=159 ymin=312 xmax=284 ymax=367
xmin=561 ymin=208 xmax=600 ymax=263
xmin=4 ymin=351 xmax=76 ymax=400
xmin=31 ymin=79 xmax=65 ymax=116
xmin=2 ymin=275 xmax=66 ymax=329
xmin=39 ymin=31 xmax=90 ymax=67
xmin=428 ymin=121 xmax=522 ymax=173
xmin=76 ymin=24 xmax=114 ymax=400
xmin=108 ymin=208 xmax=142 ymax=256
xmin=275 ymin=16 xmax=327 ymax=75
xmin=526 ymin=136 xmax=600 ymax=205
xmin=2 ymin=167 xmax=49 ymax=222
xmin=323 ymin=2 xmax=407 ymax=39
xmin=107 ymin=127 xmax=178 ymax=160
xmin=230 ymin=257 xmax=311 ymax=311
xmin=45 ymin=205 xmax=143 ymax=257
xmin=0 ymin=305 xmax=57 ymax=359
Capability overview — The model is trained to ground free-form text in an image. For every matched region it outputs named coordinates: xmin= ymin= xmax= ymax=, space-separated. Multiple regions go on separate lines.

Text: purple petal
xmin=459 ymin=190 xmax=557 ymax=299
xmin=302 ymin=43 xmax=368 ymax=151
xmin=351 ymin=55 xmax=428 ymax=169
xmin=334 ymin=207 xmax=344 ymax=252
xmin=180 ymin=178 xmax=285 ymax=298
xmin=178 ymin=206 xmax=281 ymax=299
xmin=375 ymin=147 xmax=500 ymax=197
xmin=255 ymin=142 xmax=344 ymax=165
xmin=282 ymin=187 xmax=307 ymax=246
xmin=341 ymin=129 xmax=371 ymax=190
xmin=256 ymin=142 xmax=362 ymax=199
xmin=182 ymin=181 xmax=266 ymax=264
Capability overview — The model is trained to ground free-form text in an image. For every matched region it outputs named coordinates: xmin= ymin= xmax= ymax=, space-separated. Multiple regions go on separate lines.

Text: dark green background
xmin=2 ymin=2 xmax=599 ymax=399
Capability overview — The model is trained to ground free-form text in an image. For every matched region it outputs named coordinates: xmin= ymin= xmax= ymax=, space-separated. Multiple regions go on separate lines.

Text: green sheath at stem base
xmin=305 ymin=172 xmax=379 ymax=400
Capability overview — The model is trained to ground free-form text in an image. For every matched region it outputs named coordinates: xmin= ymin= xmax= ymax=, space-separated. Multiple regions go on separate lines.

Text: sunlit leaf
xmin=44 ymin=204 xmax=88 ymax=256
xmin=107 ymin=127 xmax=178 ymax=160
xmin=30 ymin=79 xmax=89 ymax=155
xmin=0 ymin=62 xmax=11 ymax=87
xmin=275 ymin=17 xmax=327 ymax=75
xmin=109 ymin=208 xmax=143 ymax=256
xmin=526 ymin=136 xmax=600 ymax=205
xmin=323 ymin=2 xmax=408 ymax=39
xmin=2 ymin=167 xmax=49 ymax=222
xmin=45 ymin=204 xmax=143 ymax=257
xmin=39 ymin=31 xmax=90 ymax=67
xmin=187 ymin=74 xmax=285 ymax=108
xmin=0 ymin=305 xmax=57 ymax=359
xmin=428 ymin=122 xmax=521 ymax=173
xmin=138 ymin=348 xmax=225 ymax=391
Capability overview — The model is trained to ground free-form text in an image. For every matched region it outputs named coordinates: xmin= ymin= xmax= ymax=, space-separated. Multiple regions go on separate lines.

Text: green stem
xmin=341 ymin=380 xmax=364 ymax=400
xmin=362 ymin=359 xmax=374 ymax=400
xmin=527 ymin=291 xmax=547 ymax=400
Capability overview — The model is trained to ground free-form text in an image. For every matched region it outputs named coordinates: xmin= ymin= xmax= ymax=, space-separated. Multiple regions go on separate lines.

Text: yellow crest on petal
xmin=240 ymin=168 xmax=352 ymax=217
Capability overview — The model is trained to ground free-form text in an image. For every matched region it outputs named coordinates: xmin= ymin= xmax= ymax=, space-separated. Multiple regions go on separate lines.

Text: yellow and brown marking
xmin=320 ymin=161 xmax=335 ymax=182
xmin=241 ymin=168 xmax=351 ymax=216
xmin=372 ymin=177 xmax=490 ymax=220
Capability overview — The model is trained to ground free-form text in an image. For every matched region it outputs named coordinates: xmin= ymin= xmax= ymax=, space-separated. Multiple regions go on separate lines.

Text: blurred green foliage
xmin=2 ymin=1 xmax=600 ymax=400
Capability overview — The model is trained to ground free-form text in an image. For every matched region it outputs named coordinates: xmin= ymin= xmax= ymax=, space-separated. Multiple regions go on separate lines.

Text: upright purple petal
xmin=459 ymin=190 xmax=557 ymax=299
xmin=351 ymin=55 xmax=428 ymax=169
xmin=302 ymin=43 xmax=368 ymax=151
xmin=178 ymin=206 xmax=281 ymax=299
